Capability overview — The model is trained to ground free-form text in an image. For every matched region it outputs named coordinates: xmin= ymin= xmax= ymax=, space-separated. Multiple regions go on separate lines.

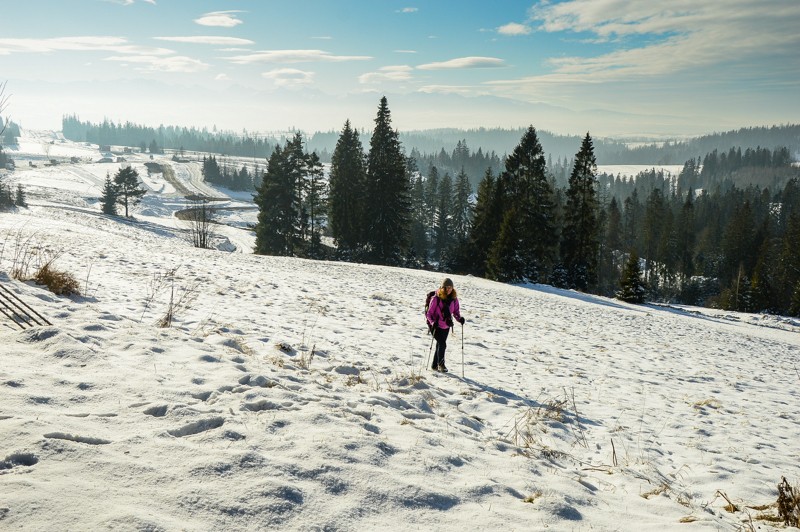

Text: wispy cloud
xmin=227 ymin=49 xmax=371 ymax=64
xmin=311 ymin=36 xmax=333 ymax=40
xmin=215 ymin=73 xmax=230 ymax=81
xmin=104 ymin=55 xmax=209 ymax=73
xmin=418 ymin=85 xmax=479 ymax=96
xmin=417 ymin=56 xmax=506 ymax=70
xmin=394 ymin=50 xmax=417 ymax=54
xmin=154 ymin=36 xmax=254 ymax=46
xmin=397 ymin=7 xmax=418 ymax=13
xmin=497 ymin=22 xmax=531 ymax=36
xmin=524 ymin=0 xmax=800 ymax=77
xmin=262 ymin=68 xmax=315 ymax=88
xmin=0 ymin=36 xmax=171 ymax=56
xmin=358 ymin=65 xmax=413 ymax=84
xmin=194 ymin=11 xmax=244 ymax=28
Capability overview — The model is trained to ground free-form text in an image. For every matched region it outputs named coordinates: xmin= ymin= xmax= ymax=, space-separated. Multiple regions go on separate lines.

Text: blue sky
xmin=1 ymin=0 xmax=799 ymax=138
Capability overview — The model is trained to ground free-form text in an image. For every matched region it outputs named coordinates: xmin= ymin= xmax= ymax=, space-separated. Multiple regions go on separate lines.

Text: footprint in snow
xmin=44 ymin=432 xmax=111 ymax=445
xmin=0 ymin=453 xmax=39 ymax=470
xmin=166 ymin=417 xmax=225 ymax=437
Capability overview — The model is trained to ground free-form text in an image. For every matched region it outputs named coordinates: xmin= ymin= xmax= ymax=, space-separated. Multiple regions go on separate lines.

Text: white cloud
xmin=0 ymin=37 xmax=172 ymax=56
xmin=227 ymin=49 xmax=371 ymax=64
xmin=497 ymin=22 xmax=531 ymax=36
xmin=394 ymin=50 xmax=417 ymax=54
xmin=526 ymin=0 xmax=800 ymax=71
xmin=154 ymin=36 xmax=254 ymax=46
xmin=262 ymin=68 xmax=315 ymax=88
xmin=397 ymin=7 xmax=418 ymax=13
xmin=358 ymin=65 xmax=413 ymax=84
xmin=215 ymin=73 xmax=230 ymax=81
xmin=311 ymin=36 xmax=333 ymax=40
xmin=417 ymin=56 xmax=506 ymax=70
xmin=194 ymin=11 xmax=244 ymax=28
xmin=418 ymin=85 xmax=478 ymax=96
xmin=104 ymin=54 xmax=209 ymax=73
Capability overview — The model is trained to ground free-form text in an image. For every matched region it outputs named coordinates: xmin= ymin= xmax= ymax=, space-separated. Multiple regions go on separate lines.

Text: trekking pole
xmin=426 ymin=331 xmax=435 ymax=370
xmin=461 ymin=323 xmax=465 ymax=378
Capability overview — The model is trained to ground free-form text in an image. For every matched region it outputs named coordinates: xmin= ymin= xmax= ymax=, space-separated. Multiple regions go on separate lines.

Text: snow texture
xmin=1 ymin=130 xmax=799 ymax=531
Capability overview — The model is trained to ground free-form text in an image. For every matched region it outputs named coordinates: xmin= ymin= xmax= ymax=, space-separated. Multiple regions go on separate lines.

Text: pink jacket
xmin=426 ymin=294 xmax=462 ymax=330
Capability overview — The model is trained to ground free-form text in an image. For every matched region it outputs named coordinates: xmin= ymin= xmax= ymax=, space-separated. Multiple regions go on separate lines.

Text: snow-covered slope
xmin=1 ymin=132 xmax=799 ymax=531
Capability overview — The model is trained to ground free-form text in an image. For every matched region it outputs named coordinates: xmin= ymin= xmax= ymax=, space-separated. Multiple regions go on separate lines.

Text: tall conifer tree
xmin=328 ymin=120 xmax=366 ymax=256
xmin=363 ymin=97 xmax=411 ymax=265
xmin=491 ymin=126 xmax=556 ymax=282
xmin=561 ymin=132 xmax=600 ymax=291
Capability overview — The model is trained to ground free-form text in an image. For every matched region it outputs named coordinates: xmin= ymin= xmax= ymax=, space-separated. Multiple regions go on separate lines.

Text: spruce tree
xmin=560 ymin=132 xmax=600 ymax=291
xmin=452 ymin=168 xmax=473 ymax=242
xmin=100 ymin=172 xmax=118 ymax=215
xmin=494 ymin=126 xmax=557 ymax=282
xmin=306 ymin=151 xmax=326 ymax=259
xmin=434 ymin=172 xmax=454 ymax=264
xmin=363 ymin=96 xmax=411 ymax=265
xmin=113 ymin=166 xmax=146 ymax=217
xmin=617 ymin=251 xmax=647 ymax=303
xmin=409 ymin=172 xmax=429 ymax=265
xmin=328 ymin=120 xmax=367 ymax=257
xmin=15 ymin=184 xmax=26 ymax=207
xmin=467 ymin=168 xmax=502 ymax=277
xmin=254 ymin=146 xmax=293 ymax=255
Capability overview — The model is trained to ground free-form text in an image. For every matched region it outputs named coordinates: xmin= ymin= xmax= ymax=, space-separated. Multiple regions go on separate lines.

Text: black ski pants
xmin=432 ymin=327 xmax=450 ymax=368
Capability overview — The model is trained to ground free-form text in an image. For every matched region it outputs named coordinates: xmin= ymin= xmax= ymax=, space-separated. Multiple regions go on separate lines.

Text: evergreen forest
xmin=53 ymin=105 xmax=800 ymax=316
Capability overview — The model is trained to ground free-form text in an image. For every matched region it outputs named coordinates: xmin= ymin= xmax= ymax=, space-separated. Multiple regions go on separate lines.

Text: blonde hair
xmin=438 ymin=286 xmax=458 ymax=300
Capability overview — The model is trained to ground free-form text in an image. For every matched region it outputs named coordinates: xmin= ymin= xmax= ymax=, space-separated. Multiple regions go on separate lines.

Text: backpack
xmin=424 ymin=290 xmax=436 ymax=316
xmin=424 ymin=290 xmax=453 ymax=331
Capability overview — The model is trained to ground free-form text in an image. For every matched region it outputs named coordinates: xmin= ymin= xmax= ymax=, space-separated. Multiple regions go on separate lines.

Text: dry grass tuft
xmin=33 ymin=262 xmax=80 ymax=296
xmin=777 ymin=477 xmax=800 ymax=526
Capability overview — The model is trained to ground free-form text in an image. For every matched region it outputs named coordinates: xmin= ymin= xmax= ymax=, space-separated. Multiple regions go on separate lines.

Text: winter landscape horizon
xmin=1 ymin=128 xmax=799 ymax=530
xmin=3 ymin=0 xmax=800 ymax=530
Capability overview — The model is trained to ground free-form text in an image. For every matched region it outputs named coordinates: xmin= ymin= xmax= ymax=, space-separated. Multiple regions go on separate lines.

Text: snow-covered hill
xmin=1 ymin=131 xmax=799 ymax=531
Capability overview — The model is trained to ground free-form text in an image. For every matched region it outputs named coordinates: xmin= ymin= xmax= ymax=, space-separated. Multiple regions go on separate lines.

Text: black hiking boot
xmin=438 ymin=364 xmax=448 ymax=373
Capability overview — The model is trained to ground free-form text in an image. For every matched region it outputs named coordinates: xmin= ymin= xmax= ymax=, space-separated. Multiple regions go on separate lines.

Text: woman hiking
xmin=426 ymin=278 xmax=465 ymax=373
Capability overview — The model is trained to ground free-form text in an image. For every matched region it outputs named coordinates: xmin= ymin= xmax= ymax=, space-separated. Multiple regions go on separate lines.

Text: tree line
xmin=253 ymin=97 xmax=800 ymax=316
xmin=201 ymin=156 xmax=260 ymax=192
xmin=62 ymin=115 xmax=276 ymax=159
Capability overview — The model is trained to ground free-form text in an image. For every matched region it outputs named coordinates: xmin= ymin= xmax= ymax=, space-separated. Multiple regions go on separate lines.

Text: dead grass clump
xmin=777 ymin=477 xmax=800 ymax=526
xmin=523 ymin=491 xmax=542 ymax=503
xmin=32 ymin=262 xmax=80 ymax=296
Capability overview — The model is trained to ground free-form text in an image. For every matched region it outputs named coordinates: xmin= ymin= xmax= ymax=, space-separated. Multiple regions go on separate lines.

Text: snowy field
xmin=1 ymin=131 xmax=799 ymax=531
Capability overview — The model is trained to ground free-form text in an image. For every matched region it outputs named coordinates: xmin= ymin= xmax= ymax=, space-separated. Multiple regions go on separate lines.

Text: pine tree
xmin=363 ymin=96 xmax=411 ymax=265
xmin=495 ymin=126 xmax=557 ymax=282
xmin=424 ymin=165 xmax=440 ymax=234
xmin=15 ymin=184 xmax=26 ymax=207
xmin=100 ymin=172 xmax=118 ymax=215
xmin=113 ymin=166 xmax=146 ymax=217
xmin=598 ymin=197 xmax=623 ymax=295
xmin=283 ymin=133 xmax=308 ymax=257
xmin=617 ymin=251 xmax=647 ymax=303
xmin=409 ymin=171 xmax=429 ymax=265
xmin=328 ymin=120 xmax=366 ymax=257
xmin=434 ymin=172 xmax=454 ymax=264
xmin=487 ymin=207 xmax=526 ymax=282
xmin=467 ymin=167 xmax=503 ymax=277
xmin=560 ymin=132 xmax=600 ymax=291
xmin=306 ymin=151 xmax=326 ymax=259
xmin=254 ymin=146 xmax=293 ymax=255
xmin=452 ymin=168 xmax=473 ymax=242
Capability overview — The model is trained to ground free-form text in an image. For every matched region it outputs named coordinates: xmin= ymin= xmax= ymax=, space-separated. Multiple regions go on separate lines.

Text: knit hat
xmin=442 ymin=278 xmax=454 ymax=288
